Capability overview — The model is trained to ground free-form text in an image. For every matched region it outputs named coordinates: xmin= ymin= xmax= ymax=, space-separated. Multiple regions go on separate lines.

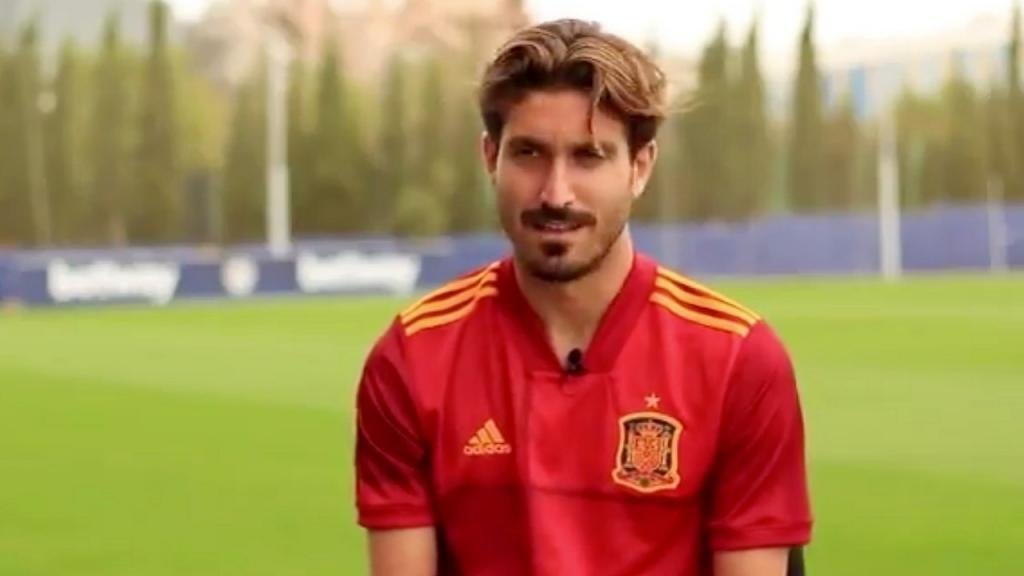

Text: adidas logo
xmin=463 ymin=419 xmax=512 ymax=456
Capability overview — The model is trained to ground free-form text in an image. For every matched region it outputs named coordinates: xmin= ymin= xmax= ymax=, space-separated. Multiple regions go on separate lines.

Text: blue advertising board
xmin=1 ymin=203 xmax=1021 ymax=308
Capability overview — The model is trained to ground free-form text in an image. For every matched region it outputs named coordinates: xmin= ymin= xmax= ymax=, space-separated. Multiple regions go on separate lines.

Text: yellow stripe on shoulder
xmin=401 ymin=272 xmax=497 ymax=326
xmin=404 ymin=286 xmax=498 ymax=337
xmin=400 ymin=262 xmax=499 ymax=321
xmin=656 ymin=267 xmax=760 ymax=321
xmin=650 ymin=292 xmax=751 ymax=337
xmin=653 ymin=277 xmax=758 ymax=326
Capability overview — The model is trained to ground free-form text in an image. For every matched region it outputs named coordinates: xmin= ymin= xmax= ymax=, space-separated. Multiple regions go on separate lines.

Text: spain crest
xmin=612 ymin=412 xmax=683 ymax=493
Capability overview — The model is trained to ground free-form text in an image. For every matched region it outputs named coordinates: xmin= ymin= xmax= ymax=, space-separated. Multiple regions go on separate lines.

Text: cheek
xmin=494 ymin=174 xmax=527 ymax=230
xmin=581 ymin=171 xmax=634 ymax=215
xmin=495 ymin=168 xmax=536 ymax=207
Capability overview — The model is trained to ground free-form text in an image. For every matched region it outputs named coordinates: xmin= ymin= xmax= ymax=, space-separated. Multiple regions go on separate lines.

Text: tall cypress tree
xmin=134 ymin=0 xmax=181 ymax=243
xmin=0 ymin=40 xmax=16 ymax=244
xmin=732 ymin=20 xmax=772 ymax=219
xmin=896 ymin=90 xmax=937 ymax=208
xmin=176 ymin=47 xmax=230 ymax=244
xmin=394 ymin=55 xmax=448 ymax=236
xmin=447 ymin=54 xmax=491 ymax=234
xmin=1007 ymin=3 xmax=1023 ymax=201
xmin=309 ymin=38 xmax=363 ymax=234
xmin=376 ymin=53 xmax=409 ymax=234
xmin=221 ymin=72 xmax=266 ymax=243
xmin=5 ymin=20 xmax=50 ymax=246
xmin=822 ymin=95 xmax=860 ymax=209
xmin=632 ymin=39 xmax=679 ymax=224
xmin=46 ymin=39 xmax=89 ymax=244
xmin=941 ymin=62 xmax=987 ymax=203
xmin=680 ymin=23 xmax=731 ymax=221
xmin=287 ymin=59 xmax=312 ymax=236
xmin=92 ymin=13 xmax=132 ymax=245
xmin=985 ymin=85 xmax=1013 ymax=206
xmin=788 ymin=5 xmax=826 ymax=212
xmin=632 ymin=123 xmax=678 ymax=223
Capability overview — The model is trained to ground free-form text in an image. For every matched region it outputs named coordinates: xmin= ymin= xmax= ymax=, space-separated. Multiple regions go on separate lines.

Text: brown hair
xmin=479 ymin=19 xmax=668 ymax=156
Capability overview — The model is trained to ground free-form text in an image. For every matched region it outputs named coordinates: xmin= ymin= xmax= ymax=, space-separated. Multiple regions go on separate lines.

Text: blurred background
xmin=0 ymin=0 xmax=1020 ymax=267
xmin=0 ymin=1 xmax=1022 ymax=575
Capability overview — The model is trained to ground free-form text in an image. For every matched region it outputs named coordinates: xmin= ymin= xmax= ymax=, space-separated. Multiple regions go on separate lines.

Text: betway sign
xmin=295 ymin=251 xmax=421 ymax=295
xmin=47 ymin=259 xmax=181 ymax=305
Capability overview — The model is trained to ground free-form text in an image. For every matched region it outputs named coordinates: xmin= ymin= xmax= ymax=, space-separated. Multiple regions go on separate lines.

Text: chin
xmin=526 ymin=261 xmax=588 ymax=283
xmin=525 ymin=250 xmax=600 ymax=284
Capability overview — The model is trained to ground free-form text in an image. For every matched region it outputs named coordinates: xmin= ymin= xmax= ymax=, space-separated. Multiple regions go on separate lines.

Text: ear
xmin=481 ymin=131 xmax=500 ymax=178
xmin=630 ymin=140 xmax=658 ymax=200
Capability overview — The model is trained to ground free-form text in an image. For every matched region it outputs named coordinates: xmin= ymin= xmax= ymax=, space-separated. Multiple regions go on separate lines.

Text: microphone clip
xmin=565 ymin=348 xmax=585 ymax=376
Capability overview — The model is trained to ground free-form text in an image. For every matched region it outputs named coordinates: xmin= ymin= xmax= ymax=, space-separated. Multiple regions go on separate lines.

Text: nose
xmin=538 ymin=158 xmax=575 ymax=207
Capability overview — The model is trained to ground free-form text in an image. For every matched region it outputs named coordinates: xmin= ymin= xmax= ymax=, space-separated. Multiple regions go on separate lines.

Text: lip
xmin=528 ymin=222 xmax=585 ymax=235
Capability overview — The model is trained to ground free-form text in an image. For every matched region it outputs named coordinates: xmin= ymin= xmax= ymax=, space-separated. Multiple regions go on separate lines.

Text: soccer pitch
xmin=1 ymin=275 xmax=1022 ymax=575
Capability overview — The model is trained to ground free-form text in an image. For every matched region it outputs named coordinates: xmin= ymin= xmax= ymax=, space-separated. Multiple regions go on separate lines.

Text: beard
xmin=515 ymin=202 xmax=628 ymax=284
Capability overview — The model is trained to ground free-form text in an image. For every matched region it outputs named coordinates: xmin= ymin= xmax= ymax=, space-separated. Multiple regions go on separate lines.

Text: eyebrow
xmin=505 ymin=136 xmax=549 ymax=153
xmin=585 ymin=140 xmax=619 ymax=158
xmin=505 ymin=136 xmax=619 ymax=157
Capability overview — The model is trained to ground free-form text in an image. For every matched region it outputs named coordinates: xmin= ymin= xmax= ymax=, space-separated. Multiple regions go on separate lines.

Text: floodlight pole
xmin=265 ymin=24 xmax=292 ymax=258
xmin=877 ymin=114 xmax=902 ymax=282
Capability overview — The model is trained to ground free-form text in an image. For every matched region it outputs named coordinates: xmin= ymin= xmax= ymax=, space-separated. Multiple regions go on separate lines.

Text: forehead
xmin=501 ymin=89 xmax=628 ymax=145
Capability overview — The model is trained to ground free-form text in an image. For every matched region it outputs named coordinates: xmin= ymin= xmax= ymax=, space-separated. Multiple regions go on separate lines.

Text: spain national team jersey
xmin=355 ymin=253 xmax=812 ymax=575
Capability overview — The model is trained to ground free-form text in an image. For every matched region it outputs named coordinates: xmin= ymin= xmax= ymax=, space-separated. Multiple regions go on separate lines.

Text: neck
xmin=514 ymin=232 xmax=635 ymax=358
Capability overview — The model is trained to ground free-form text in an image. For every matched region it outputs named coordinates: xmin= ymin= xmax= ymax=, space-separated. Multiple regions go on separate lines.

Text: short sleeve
xmin=707 ymin=320 xmax=813 ymax=551
xmin=355 ymin=321 xmax=435 ymax=529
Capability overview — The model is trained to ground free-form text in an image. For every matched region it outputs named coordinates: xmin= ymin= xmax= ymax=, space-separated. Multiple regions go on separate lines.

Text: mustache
xmin=521 ymin=203 xmax=596 ymax=227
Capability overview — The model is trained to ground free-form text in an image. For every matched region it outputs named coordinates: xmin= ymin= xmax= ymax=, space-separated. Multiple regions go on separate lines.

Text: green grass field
xmin=2 ymin=275 xmax=1023 ymax=575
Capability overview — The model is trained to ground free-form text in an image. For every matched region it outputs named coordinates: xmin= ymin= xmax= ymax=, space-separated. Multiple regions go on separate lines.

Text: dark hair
xmin=479 ymin=19 xmax=668 ymax=156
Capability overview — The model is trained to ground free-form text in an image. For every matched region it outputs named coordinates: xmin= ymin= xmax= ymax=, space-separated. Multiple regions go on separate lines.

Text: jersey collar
xmin=496 ymin=251 xmax=657 ymax=374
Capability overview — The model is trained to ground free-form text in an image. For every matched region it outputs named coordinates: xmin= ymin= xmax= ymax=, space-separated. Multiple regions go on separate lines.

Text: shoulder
xmin=360 ymin=261 xmax=503 ymax=400
xmin=647 ymin=264 xmax=761 ymax=339
xmin=396 ymin=260 xmax=502 ymax=339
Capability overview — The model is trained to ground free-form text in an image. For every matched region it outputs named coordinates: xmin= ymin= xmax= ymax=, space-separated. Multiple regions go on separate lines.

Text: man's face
xmin=483 ymin=89 xmax=655 ymax=283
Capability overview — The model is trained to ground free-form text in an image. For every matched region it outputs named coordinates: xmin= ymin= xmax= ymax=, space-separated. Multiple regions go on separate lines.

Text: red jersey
xmin=355 ymin=253 xmax=812 ymax=575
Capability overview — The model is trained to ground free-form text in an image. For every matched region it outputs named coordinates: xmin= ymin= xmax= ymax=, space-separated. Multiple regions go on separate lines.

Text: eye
xmin=508 ymin=144 xmax=538 ymax=159
xmin=575 ymin=147 xmax=606 ymax=164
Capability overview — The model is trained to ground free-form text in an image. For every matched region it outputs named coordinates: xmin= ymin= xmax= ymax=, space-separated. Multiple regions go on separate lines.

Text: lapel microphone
xmin=565 ymin=348 xmax=585 ymax=375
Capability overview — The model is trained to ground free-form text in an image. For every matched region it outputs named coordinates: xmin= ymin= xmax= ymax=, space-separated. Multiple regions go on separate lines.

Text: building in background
xmin=185 ymin=0 xmax=530 ymax=89
xmin=767 ymin=13 xmax=1023 ymax=121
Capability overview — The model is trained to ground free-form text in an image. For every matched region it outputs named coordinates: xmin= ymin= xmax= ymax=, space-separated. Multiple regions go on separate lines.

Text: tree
xmin=896 ymin=90 xmax=935 ymax=208
xmin=731 ymin=20 xmax=772 ymax=219
xmin=175 ymin=48 xmax=229 ymax=244
xmin=632 ymin=117 xmax=680 ymax=223
xmin=856 ymin=124 xmax=879 ymax=212
xmin=788 ymin=5 xmax=826 ymax=212
xmin=375 ymin=53 xmax=410 ymax=234
xmin=0 ymin=41 xmax=16 ymax=244
xmin=1 ymin=20 xmax=50 ymax=246
xmin=940 ymin=64 xmax=987 ymax=203
xmin=680 ymin=23 xmax=731 ymax=221
xmin=394 ymin=55 xmax=449 ymax=237
xmin=822 ymin=96 xmax=860 ymax=209
xmin=287 ymin=59 xmax=313 ymax=236
xmin=46 ymin=39 xmax=90 ymax=244
xmin=91 ymin=12 xmax=133 ymax=245
xmin=446 ymin=55 xmax=491 ymax=234
xmin=133 ymin=0 xmax=181 ymax=243
xmin=633 ymin=40 xmax=683 ymax=224
xmin=1007 ymin=3 xmax=1023 ymax=201
xmin=986 ymin=87 xmax=1014 ymax=204
xmin=221 ymin=72 xmax=266 ymax=243
xmin=308 ymin=38 xmax=365 ymax=235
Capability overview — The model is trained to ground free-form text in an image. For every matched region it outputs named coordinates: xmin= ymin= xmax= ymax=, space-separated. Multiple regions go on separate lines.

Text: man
xmin=355 ymin=19 xmax=812 ymax=576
